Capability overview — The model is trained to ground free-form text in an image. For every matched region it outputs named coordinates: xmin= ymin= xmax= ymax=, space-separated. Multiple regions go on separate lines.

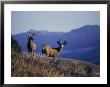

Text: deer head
xmin=57 ymin=39 xmax=67 ymax=50
xmin=28 ymin=32 xmax=36 ymax=42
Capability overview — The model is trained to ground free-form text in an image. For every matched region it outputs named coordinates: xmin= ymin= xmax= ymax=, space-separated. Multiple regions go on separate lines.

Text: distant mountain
xmin=12 ymin=25 xmax=100 ymax=64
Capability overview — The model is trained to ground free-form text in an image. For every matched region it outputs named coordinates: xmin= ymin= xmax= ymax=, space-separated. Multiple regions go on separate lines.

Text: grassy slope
xmin=11 ymin=52 xmax=100 ymax=77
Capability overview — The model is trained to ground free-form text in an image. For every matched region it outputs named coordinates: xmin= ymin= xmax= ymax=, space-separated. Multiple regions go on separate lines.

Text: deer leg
xmin=31 ymin=51 xmax=32 ymax=57
xmin=33 ymin=51 xmax=35 ymax=58
xmin=46 ymin=52 xmax=48 ymax=56
xmin=55 ymin=55 xmax=58 ymax=58
xmin=52 ymin=55 xmax=56 ymax=62
xmin=32 ymin=51 xmax=33 ymax=57
xmin=28 ymin=51 xmax=31 ymax=57
xmin=32 ymin=51 xmax=34 ymax=57
xmin=28 ymin=51 xmax=30 ymax=55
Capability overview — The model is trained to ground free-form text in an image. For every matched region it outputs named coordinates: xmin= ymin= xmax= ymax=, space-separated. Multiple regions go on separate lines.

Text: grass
xmin=11 ymin=52 xmax=100 ymax=77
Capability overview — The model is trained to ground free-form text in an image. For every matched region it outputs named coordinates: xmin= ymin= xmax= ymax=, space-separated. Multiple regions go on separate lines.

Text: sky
xmin=11 ymin=11 xmax=100 ymax=34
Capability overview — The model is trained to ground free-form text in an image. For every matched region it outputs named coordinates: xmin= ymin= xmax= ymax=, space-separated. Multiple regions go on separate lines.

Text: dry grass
xmin=11 ymin=52 xmax=100 ymax=77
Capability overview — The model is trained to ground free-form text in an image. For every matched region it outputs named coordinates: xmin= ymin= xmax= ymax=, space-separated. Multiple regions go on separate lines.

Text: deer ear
xmin=31 ymin=33 xmax=36 ymax=38
xmin=63 ymin=40 xmax=67 ymax=45
xmin=28 ymin=31 xmax=32 ymax=37
xmin=57 ymin=40 xmax=61 ymax=46
xmin=33 ymin=33 xmax=36 ymax=36
xmin=28 ymin=34 xmax=30 ymax=37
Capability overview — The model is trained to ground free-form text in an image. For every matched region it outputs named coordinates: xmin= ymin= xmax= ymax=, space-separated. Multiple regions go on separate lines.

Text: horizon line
xmin=12 ymin=24 xmax=100 ymax=35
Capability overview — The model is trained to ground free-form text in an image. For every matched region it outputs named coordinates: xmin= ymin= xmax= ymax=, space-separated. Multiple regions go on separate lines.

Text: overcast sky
xmin=11 ymin=11 xmax=100 ymax=34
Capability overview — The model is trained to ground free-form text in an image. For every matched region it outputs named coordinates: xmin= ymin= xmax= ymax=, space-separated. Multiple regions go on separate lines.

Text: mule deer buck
xmin=41 ymin=40 xmax=67 ymax=59
xmin=27 ymin=32 xmax=36 ymax=57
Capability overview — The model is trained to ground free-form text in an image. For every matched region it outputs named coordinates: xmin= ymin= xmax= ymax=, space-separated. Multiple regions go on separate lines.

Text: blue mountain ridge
xmin=12 ymin=25 xmax=100 ymax=65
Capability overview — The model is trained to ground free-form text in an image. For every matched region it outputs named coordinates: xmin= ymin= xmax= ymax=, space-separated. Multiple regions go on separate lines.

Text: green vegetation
xmin=11 ymin=36 xmax=22 ymax=53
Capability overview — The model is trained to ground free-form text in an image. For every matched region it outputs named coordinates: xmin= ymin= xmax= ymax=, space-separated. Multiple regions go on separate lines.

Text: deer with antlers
xmin=41 ymin=40 xmax=67 ymax=59
xmin=27 ymin=32 xmax=36 ymax=57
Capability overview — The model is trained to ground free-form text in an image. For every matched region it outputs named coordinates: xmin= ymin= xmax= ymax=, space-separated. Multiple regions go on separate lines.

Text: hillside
xmin=12 ymin=25 xmax=100 ymax=64
xmin=11 ymin=36 xmax=100 ymax=77
xmin=11 ymin=52 xmax=100 ymax=77
xmin=11 ymin=25 xmax=100 ymax=77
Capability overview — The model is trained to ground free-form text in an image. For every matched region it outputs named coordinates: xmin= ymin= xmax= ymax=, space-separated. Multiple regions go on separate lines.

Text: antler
xmin=32 ymin=33 xmax=36 ymax=36
xmin=28 ymin=30 xmax=36 ymax=38
xmin=32 ymin=33 xmax=36 ymax=38
xmin=63 ymin=40 xmax=67 ymax=45
xmin=28 ymin=30 xmax=33 ymax=37
xmin=57 ymin=39 xmax=61 ymax=46
xmin=28 ymin=32 xmax=31 ymax=37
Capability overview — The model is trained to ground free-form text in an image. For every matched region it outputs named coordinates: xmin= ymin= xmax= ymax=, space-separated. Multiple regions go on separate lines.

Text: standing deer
xmin=27 ymin=32 xmax=36 ymax=57
xmin=41 ymin=40 xmax=67 ymax=59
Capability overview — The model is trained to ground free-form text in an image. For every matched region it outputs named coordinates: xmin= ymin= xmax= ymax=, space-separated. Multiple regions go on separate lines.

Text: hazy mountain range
xmin=12 ymin=25 xmax=100 ymax=65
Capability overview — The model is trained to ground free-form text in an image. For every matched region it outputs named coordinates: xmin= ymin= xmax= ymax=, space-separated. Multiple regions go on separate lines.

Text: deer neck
xmin=28 ymin=40 xmax=33 ymax=44
xmin=58 ymin=47 xmax=63 ymax=52
xmin=30 ymin=40 xmax=33 ymax=44
xmin=60 ymin=45 xmax=64 ymax=51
